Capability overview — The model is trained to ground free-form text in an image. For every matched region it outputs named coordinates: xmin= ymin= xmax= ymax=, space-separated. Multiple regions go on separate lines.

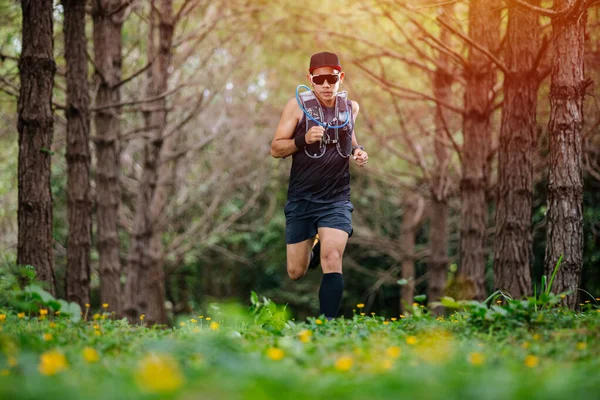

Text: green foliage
xmin=249 ymin=291 xmax=291 ymax=334
xmin=0 ymin=265 xmax=81 ymax=322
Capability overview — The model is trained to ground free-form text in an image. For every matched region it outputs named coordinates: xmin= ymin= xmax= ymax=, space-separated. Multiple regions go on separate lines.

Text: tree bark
xmin=493 ymin=0 xmax=541 ymax=299
xmin=125 ymin=0 xmax=174 ymax=324
xmin=92 ymin=0 xmax=124 ymax=314
xmin=64 ymin=0 xmax=92 ymax=309
xmin=458 ymin=0 xmax=501 ymax=300
xmin=428 ymin=2 xmax=453 ymax=313
xmin=545 ymin=0 xmax=588 ymax=309
xmin=17 ymin=0 xmax=57 ymax=295
xmin=400 ymin=194 xmax=423 ymax=313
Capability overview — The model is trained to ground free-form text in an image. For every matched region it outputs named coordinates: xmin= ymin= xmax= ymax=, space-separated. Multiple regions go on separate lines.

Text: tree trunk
xmin=400 ymin=194 xmax=423 ymax=313
xmin=92 ymin=0 xmax=124 ymax=314
xmin=63 ymin=0 xmax=92 ymax=308
xmin=125 ymin=0 xmax=174 ymax=324
xmin=428 ymin=3 xmax=453 ymax=313
xmin=545 ymin=0 xmax=588 ymax=309
xmin=17 ymin=0 xmax=57 ymax=295
xmin=493 ymin=0 xmax=541 ymax=299
xmin=458 ymin=0 xmax=501 ymax=300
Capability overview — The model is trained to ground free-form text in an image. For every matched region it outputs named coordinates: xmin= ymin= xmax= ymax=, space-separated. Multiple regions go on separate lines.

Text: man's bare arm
xmin=270 ymin=98 xmax=302 ymax=159
xmin=351 ymin=100 xmax=360 ymax=148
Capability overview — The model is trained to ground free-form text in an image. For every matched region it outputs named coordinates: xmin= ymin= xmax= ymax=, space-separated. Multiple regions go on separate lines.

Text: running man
xmin=270 ymin=52 xmax=368 ymax=319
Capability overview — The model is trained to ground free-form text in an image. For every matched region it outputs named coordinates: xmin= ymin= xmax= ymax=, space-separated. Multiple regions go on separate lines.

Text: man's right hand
xmin=306 ymin=126 xmax=325 ymax=144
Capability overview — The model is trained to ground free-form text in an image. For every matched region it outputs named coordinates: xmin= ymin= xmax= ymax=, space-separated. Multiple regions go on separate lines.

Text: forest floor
xmin=0 ymin=297 xmax=599 ymax=400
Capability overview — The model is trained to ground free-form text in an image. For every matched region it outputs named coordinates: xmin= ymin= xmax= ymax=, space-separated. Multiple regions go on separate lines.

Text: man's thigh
xmin=317 ymin=227 xmax=349 ymax=273
xmin=286 ymin=237 xmax=314 ymax=277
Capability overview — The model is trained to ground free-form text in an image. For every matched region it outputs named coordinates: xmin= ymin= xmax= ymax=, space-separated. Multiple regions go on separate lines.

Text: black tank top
xmin=287 ymin=100 xmax=354 ymax=203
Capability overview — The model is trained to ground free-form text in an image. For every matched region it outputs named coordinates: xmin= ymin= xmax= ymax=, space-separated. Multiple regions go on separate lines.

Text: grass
xmin=0 ymin=299 xmax=599 ymax=400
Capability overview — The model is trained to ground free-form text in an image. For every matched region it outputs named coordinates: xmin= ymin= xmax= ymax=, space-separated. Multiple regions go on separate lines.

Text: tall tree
xmin=458 ymin=0 xmax=501 ymax=300
xmin=63 ymin=0 xmax=92 ymax=308
xmin=428 ymin=2 xmax=454 ymax=312
xmin=125 ymin=0 xmax=175 ymax=324
xmin=92 ymin=0 xmax=125 ymax=313
xmin=493 ymin=0 xmax=543 ymax=298
xmin=17 ymin=0 xmax=56 ymax=295
xmin=545 ymin=0 xmax=589 ymax=308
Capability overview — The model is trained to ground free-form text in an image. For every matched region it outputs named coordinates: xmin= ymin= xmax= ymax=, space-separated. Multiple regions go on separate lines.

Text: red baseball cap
xmin=309 ymin=52 xmax=342 ymax=73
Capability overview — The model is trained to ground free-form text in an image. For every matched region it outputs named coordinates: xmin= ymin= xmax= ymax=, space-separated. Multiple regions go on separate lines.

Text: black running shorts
xmin=284 ymin=199 xmax=354 ymax=244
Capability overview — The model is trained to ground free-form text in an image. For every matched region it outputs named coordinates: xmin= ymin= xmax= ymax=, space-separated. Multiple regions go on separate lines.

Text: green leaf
xmin=413 ymin=294 xmax=426 ymax=303
xmin=397 ymin=278 xmax=408 ymax=286
xmin=24 ymin=284 xmax=55 ymax=303
xmin=440 ymin=296 xmax=460 ymax=308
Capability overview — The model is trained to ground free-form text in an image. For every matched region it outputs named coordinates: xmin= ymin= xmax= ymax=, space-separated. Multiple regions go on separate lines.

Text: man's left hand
xmin=353 ymin=149 xmax=368 ymax=167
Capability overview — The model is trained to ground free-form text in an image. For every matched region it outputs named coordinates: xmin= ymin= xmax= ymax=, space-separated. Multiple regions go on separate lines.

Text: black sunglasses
xmin=311 ymin=74 xmax=340 ymax=85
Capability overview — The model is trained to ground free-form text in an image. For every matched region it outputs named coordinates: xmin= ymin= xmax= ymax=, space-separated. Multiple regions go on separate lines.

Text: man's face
xmin=307 ymin=67 xmax=344 ymax=102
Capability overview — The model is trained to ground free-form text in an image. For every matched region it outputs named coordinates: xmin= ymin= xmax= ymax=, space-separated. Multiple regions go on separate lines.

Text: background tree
xmin=63 ymin=0 xmax=92 ymax=308
xmin=17 ymin=0 xmax=56 ymax=295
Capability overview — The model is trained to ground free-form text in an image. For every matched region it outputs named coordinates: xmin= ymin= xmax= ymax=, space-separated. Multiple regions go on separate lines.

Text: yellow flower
xmin=85 ymin=303 xmax=90 ymax=308
xmin=38 ymin=350 xmax=68 ymax=376
xmin=55 ymin=311 xmax=60 ymax=315
xmin=210 ymin=322 xmax=220 ymax=331
xmin=391 ymin=318 xmax=397 ymax=321
xmin=335 ymin=356 xmax=353 ymax=371
xmin=190 ymin=319 xmax=197 ymax=323
xmin=39 ymin=309 xmax=48 ymax=316
xmin=524 ymin=355 xmax=539 ymax=368
xmin=43 ymin=333 xmax=53 ymax=341
xmin=198 ymin=316 xmax=204 ymax=319
xmin=496 ymin=300 xmax=502 ymax=304
xmin=17 ymin=313 xmax=25 ymax=319
xmin=140 ymin=314 xmax=145 ymax=321
xmin=560 ymin=294 xmax=566 ymax=299
xmin=400 ymin=314 xmax=406 ymax=319
xmin=386 ymin=346 xmax=401 ymax=359
xmin=371 ymin=312 xmax=376 ymax=316
xmin=93 ymin=324 xmax=100 ymax=330
xmin=83 ymin=347 xmax=100 ymax=363
xmin=8 ymin=357 xmax=17 ymax=367
xmin=406 ymin=336 xmax=417 ymax=345
xmin=532 ymin=334 xmax=541 ymax=341
xmin=356 ymin=304 xmax=365 ymax=309
xmin=521 ymin=342 xmax=530 ymax=349
xmin=101 ymin=315 xmax=106 ymax=320
xmin=266 ymin=348 xmax=284 ymax=361
xmin=468 ymin=352 xmax=485 ymax=366
xmin=193 ymin=327 xmax=200 ymax=333
xmin=93 ymin=313 xmax=100 ymax=320
xmin=94 ymin=330 xmax=101 ymax=336
xmin=576 ymin=342 xmax=587 ymax=351
xmin=383 ymin=321 xmax=390 ymax=325
xmin=49 ymin=322 xmax=57 ymax=328
xmin=179 ymin=322 xmax=186 ymax=327
xmin=315 ymin=319 xmax=323 ymax=325
xmin=0 ymin=314 xmax=6 ymax=322
xmin=102 ymin=303 xmax=109 ymax=309
xmin=412 ymin=302 xmax=418 ymax=307
xmin=298 ymin=329 xmax=312 ymax=343
xmin=380 ymin=359 xmax=393 ymax=370
xmin=135 ymin=353 xmax=184 ymax=393
xmin=359 ymin=313 xmax=365 ymax=316
xmin=205 ymin=317 xmax=211 ymax=321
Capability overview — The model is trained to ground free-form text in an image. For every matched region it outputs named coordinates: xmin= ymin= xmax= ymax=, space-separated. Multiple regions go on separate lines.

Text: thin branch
xmin=113 ymin=59 xmax=154 ymax=89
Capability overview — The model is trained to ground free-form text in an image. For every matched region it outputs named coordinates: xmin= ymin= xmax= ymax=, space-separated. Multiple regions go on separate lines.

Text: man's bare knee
xmin=287 ymin=263 xmax=307 ymax=281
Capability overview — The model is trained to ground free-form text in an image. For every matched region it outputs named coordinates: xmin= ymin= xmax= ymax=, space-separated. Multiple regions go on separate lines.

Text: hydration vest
xmin=297 ymin=90 xmax=353 ymax=159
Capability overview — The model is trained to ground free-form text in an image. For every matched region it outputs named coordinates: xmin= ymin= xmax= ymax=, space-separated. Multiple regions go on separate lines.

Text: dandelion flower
xmin=532 ymin=334 xmax=541 ymax=341
xmin=391 ymin=318 xmax=397 ymax=321
xmin=179 ymin=322 xmax=186 ymax=327
xmin=205 ymin=317 xmax=211 ymax=321
xmin=102 ymin=304 xmax=109 ymax=309
xmin=39 ymin=309 xmax=48 ymax=316
xmin=386 ymin=346 xmax=401 ymax=359
xmin=359 ymin=313 xmax=365 ymax=316
xmin=356 ymin=304 xmax=365 ymax=309
xmin=524 ymin=355 xmax=539 ymax=368
xmin=17 ymin=313 xmax=25 ymax=319
xmin=49 ymin=322 xmax=57 ymax=328
xmin=266 ymin=348 xmax=284 ymax=361
xmin=383 ymin=321 xmax=390 ymax=325
xmin=190 ymin=319 xmax=197 ymax=323
xmin=468 ymin=352 xmax=485 ymax=366
xmin=210 ymin=322 xmax=220 ymax=331
xmin=315 ymin=319 xmax=323 ymax=325
xmin=135 ymin=353 xmax=184 ymax=393
xmin=335 ymin=356 xmax=353 ymax=372
xmin=298 ymin=329 xmax=312 ymax=343
xmin=83 ymin=347 xmax=100 ymax=363
xmin=140 ymin=314 xmax=145 ymax=321
xmin=381 ymin=359 xmax=393 ymax=370
xmin=400 ymin=314 xmax=406 ymax=319
xmin=43 ymin=333 xmax=53 ymax=341
xmin=38 ymin=350 xmax=67 ymax=376
xmin=406 ymin=336 xmax=417 ymax=345
xmin=93 ymin=313 xmax=101 ymax=320
xmin=576 ymin=342 xmax=587 ymax=351
xmin=0 ymin=314 xmax=6 ymax=322
xmin=85 ymin=304 xmax=90 ymax=308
